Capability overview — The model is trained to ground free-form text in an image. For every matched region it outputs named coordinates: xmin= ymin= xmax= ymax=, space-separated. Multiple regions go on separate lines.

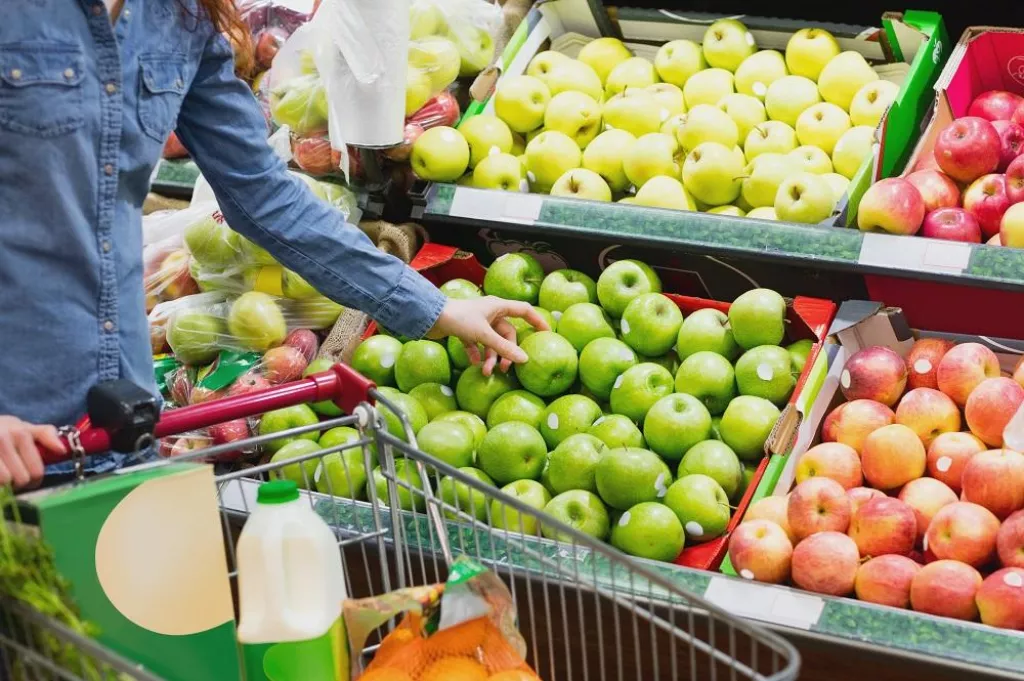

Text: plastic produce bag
xmin=238 ymin=0 xmax=315 ymax=71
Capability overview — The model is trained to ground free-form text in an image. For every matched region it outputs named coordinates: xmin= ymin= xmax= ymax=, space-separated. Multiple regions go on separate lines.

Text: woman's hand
xmin=0 ymin=416 xmax=60 ymax=490
xmin=428 ymin=297 xmax=550 ymax=376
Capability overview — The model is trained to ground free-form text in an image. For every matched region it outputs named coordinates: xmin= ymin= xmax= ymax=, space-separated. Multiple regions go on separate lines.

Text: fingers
xmin=480 ymin=324 xmax=528 ymax=369
xmin=12 ymin=430 xmax=42 ymax=489
xmin=496 ymin=298 xmax=551 ymax=332
xmin=462 ymin=340 xmax=482 ymax=367
xmin=0 ymin=432 xmax=31 ymax=489
xmin=482 ymin=348 xmax=498 ymax=377
xmin=494 ymin=319 xmax=518 ymax=373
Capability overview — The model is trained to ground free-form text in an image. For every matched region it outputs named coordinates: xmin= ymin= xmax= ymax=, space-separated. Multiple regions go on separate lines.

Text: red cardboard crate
xmin=366 ymin=243 xmax=836 ymax=570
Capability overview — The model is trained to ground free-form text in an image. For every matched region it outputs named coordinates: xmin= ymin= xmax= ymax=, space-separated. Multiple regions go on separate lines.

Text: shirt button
xmin=103 ymin=320 xmax=115 ymax=332
xmin=9 ymin=69 xmax=21 ymax=80
xmin=101 ymin=240 xmax=112 ymax=253
xmin=105 ymin=82 xmax=117 ymax=94
xmin=64 ymin=68 xmax=75 ymax=80
xmin=104 ymin=164 xmax=114 ymax=176
xmin=92 ymin=5 xmax=102 ymax=15
xmin=123 ymin=7 xmax=131 ymax=17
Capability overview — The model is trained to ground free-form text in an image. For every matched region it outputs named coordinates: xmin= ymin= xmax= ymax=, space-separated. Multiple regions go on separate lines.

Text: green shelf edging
xmin=153 ymin=158 xmax=200 ymax=192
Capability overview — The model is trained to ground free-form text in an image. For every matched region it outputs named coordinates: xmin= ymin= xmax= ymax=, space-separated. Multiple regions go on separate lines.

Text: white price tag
xmin=859 ymin=233 xmax=970 ymax=275
xmin=704 ymin=576 xmax=824 ymax=630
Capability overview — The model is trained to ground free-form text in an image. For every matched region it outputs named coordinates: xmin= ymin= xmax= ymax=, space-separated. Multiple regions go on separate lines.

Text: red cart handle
xmin=44 ymin=363 xmax=375 ymax=464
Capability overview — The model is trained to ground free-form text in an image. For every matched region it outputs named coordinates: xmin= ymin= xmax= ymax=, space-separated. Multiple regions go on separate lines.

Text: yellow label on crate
xmin=252 ymin=266 xmax=285 ymax=296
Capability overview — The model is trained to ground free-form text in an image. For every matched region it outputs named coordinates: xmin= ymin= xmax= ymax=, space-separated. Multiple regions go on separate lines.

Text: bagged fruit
xmin=345 ymin=557 xmax=538 ymax=680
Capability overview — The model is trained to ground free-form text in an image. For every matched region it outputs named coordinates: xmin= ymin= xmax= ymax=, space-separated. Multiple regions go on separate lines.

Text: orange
xmin=488 ymin=671 xmax=542 ymax=681
xmin=424 ymin=618 xmax=488 ymax=657
xmin=358 ymin=670 xmax=413 ymax=681
xmin=419 ymin=656 xmax=489 ymax=681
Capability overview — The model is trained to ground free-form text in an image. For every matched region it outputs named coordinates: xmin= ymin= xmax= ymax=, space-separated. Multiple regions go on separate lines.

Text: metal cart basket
xmin=3 ymin=365 xmax=801 ymax=681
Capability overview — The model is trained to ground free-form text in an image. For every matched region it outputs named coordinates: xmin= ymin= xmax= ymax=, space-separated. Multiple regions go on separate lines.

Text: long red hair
xmin=182 ymin=0 xmax=256 ymax=77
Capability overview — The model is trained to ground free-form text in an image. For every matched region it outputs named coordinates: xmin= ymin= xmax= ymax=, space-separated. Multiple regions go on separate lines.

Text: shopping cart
xmin=4 ymin=363 xmax=801 ymax=681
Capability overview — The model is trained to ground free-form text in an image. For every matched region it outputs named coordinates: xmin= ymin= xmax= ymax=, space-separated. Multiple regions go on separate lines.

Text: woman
xmin=0 ymin=0 xmax=544 ymax=489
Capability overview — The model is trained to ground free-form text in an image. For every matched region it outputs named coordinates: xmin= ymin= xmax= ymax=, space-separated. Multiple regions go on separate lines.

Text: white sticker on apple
xmin=518 ymin=179 xmax=529 ymax=193
xmin=441 ymin=129 xmax=459 ymax=143
xmin=552 ymin=310 xmax=562 ymax=322
xmin=935 ymin=456 xmax=953 ymax=473
xmin=913 ymin=359 xmax=932 ymax=375
xmin=547 ymin=413 xmax=559 ymax=430
xmin=621 ymin=347 xmax=635 ymax=362
xmin=745 ymin=32 xmax=755 ymax=46
xmin=685 ymin=521 xmax=704 ymax=537
xmin=752 ymin=82 xmax=767 ymax=97
xmin=621 ymin=318 xmax=631 ymax=334
xmin=313 ymin=462 xmax=323 ymax=484
xmin=488 ymin=145 xmax=500 ymax=157
xmin=380 ymin=353 xmax=396 ymax=369
xmin=756 ymin=363 xmax=774 ymax=381
xmin=619 ymin=511 xmax=631 ymax=527
xmin=1004 ymin=571 xmax=1023 ymax=588
xmin=840 ymin=369 xmax=851 ymax=389
xmin=654 ymin=473 xmax=668 ymax=498
xmin=614 ymin=375 xmax=624 ymax=390
xmin=526 ymin=171 xmax=536 ymax=183
xmin=440 ymin=385 xmax=454 ymax=397
xmin=593 ymin=416 xmax=606 ymax=427
xmin=739 ymin=569 xmax=755 ymax=580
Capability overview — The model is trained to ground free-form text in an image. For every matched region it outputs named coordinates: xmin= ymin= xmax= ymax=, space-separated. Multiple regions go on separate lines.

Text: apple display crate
xmin=14 ymin=366 xmax=800 ymax=681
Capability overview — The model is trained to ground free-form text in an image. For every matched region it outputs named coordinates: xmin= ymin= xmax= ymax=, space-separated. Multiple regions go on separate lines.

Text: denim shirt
xmin=0 ymin=0 xmax=446 ymax=478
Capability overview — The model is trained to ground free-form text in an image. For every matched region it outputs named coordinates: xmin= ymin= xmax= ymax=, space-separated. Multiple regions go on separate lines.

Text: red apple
xmin=166 ymin=434 xmax=214 ymax=459
xmin=262 ymin=345 xmax=309 ymax=384
xmin=1014 ymin=101 xmax=1024 ymax=127
xmin=822 ymin=399 xmax=895 ymax=453
xmin=894 ymin=387 xmax=961 ymax=446
xmin=926 ymin=432 xmax=986 ymax=493
xmin=791 ymin=531 xmax=860 ymax=596
xmin=847 ymin=486 xmax=887 ymax=516
xmin=384 ymin=122 xmax=426 ymax=162
xmin=969 ymin=90 xmax=1024 ymax=122
xmin=855 ymin=555 xmax=921 ymax=608
xmin=934 ymin=117 xmax=1001 ymax=184
xmin=293 ymin=137 xmax=336 ymax=177
xmin=408 ymin=91 xmax=461 ymax=130
xmin=924 ymin=501 xmax=1000 ymax=567
xmin=936 ymin=342 xmax=1001 ymax=407
xmin=997 ymin=510 xmax=1024 ymax=568
xmin=905 ymin=338 xmax=956 ymax=391
xmin=910 ymin=559 xmax=982 ymax=621
xmin=743 ymin=496 xmax=794 ymax=543
xmin=206 ymin=419 xmax=252 ymax=463
xmin=787 ymin=477 xmax=852 ymax=540
xmin=840 ymin=346 xmax=908 ymax=408
xmin=848 ymin=497 xmax=918 ymax=558
xmin=155 ymin=250 xmax=199 ymax=301
xmin=794 ymin=442 xmax=862 ymax=490
xmin=856 ymin=177 xmax=925 ymax=235
xmin=229 ymin=371 xmax=273 ymax=397
xmin=964 ymin=378 xmax=1024 ymax=447
xmin=728 ymin=520 xmax=794 ymax=584
xmin=898 ymin=477 xmax=958 ymax=543
xmin=283 ymin=328 xmax=319 ymax=364
xmin=169 ymin=367 xmax=193 ymax=406
xmin=861 ymin=424 xmax=926 ymax=491
xmin=963 ymin=173 xmax=1012 ymax=239
xmin=961 ymin=448 xmax=1024 ymax=519
xmin=905 ymin=169 xmax=961 ymax=213
xmin=189 ymin=386 xmax=224 ymax=405
xmin=1007 ymin=155 xmax=1024 ymax=204
xmin=976 ymin=568 xmax=1024 ymax=630
xmin=920 ymin=207 xmax=982 ymax=243
xmin=991 ymin=120 xmax=1024 ymax=171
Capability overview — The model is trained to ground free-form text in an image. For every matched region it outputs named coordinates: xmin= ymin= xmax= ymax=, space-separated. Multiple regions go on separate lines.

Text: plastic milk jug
xmin=237 ymin=480 xmax=349 ymax=681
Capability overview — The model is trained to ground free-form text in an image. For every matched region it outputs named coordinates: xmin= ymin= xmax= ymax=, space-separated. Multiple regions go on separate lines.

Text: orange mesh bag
xmin=344 ymin=558 xmax=539 ymax=681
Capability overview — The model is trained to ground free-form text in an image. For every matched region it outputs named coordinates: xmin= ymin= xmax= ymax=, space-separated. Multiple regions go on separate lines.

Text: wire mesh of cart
xmin=3 ymin=363 xmax=799 ymax=681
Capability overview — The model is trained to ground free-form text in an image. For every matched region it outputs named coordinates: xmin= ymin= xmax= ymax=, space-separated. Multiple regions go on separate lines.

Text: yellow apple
xmin=406 ymin=66 xmax=432 ymax=116
xmin=818 ymin=51 xmax=879 ymax=111
xmin=741 ymin=152 xmax=802 ymax=208
xmin=707 ymin=205 xmax=746 ymax=216
xmin=545 ymin=59 xmax=604 ymax=102
xmin=744 ymin=121 xmax=798 ymax=162
xmin=831 ymin=125 xmax=876 ymax=179
xmin=543 ymin=91 xmax=603 ymax=148
xmin=603 ymin=89 xmax=663 ymax=137
xmin=702 ymin=19 xmax=757 ymax=72
xmin=849 ymin=80 xmax=900 ymax=128
xmin=795 ymin=102 xmax=851 ymax=155
xmin=473 ymin=152 xmax=526 ymax=191
xmin=764 ymin=75 xmax=821 ymax=128
xmin=734 ymin=50 xmax=788 ymax=100
xmin=655 ymin=40 xmax=706 ymax=88
xmin=582 ymin=129 xmax=637 ymax=192
xmin=660 ymin=113 xmax=687 ymax=139
xmin=577 ymin=38 xmax=633 ymax=85
xmin=459 ymin=114 xmax=514 ymax=168
xmin=676 ymin=104 xmax=739 ymax=153
xmin=623 ymin=132 xmax=681 ymax=189
xmin=527 ymin=50 xmax=571 ymax=85
xmin=408 ymin=36 xmax=461 ymax=92
xmin=1000 ymin=203 xmax=1024 ymax=247
xmin=494 ymin=75 xmax=551 ymax=133
xmin=682 ymin=141 xmax=745 ymax=206
xmin=789 ymin=145 xmax=833 ymax=174
xmin=785 ymin=28 xmax=841 ymax=81
xmin=718 ymin=93 xmax=767 ymax=140
xmin=550 ymin=168 xmax=613 ymax=201
xmin=774 ymin=172 xmax=836 ymax=224
xmin=747 ymin=206 xmax=778 ymax=220
xmin=822 ymin=172 xmax=851 ymax=202
xmin=450 ymin=24 xmax=495 ymax=77
xmin=634 ymin=176 xmax=696 ymax=210
xmin=683 ymin=68 xmax=735 ymax=108
xmin=524 ymin=130 xmax=582 ymax=192
xmin=410 ymin=0 xmax=447 ymax=39
xmin=647 ymin=83 xmax=687 ymax=120
xmin=411 ymin=126 xmax=470 ymax=182
xmin=605 ymin=57 xmax=659 ymax=98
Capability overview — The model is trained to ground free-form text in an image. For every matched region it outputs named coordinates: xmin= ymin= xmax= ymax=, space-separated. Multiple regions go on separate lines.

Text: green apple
xmin=746 ymin=206 xmax=777 ymax=220
xmin=763 ymin=75 xmax=821 ymax=128
xmin=269 ymin=79 xmax=327 ymax=134
xmin=719 ymin=395 xmax=780 ymax=460
xmin=609 ymin=363 xmax=674 ymax=424
xmin=605 ymin=57 xmax=658 ymax=98
xmin=408 ymin=382 xmax=458 ymax=420
xmin=515 ymin=331 xmax=578 ymax=396
xmin=260 ymin=403 xmax=320 ymax=453
xmin=527 ymin=50 xmax=571 ymax=84
xmin=831 ymin=125 xmax=875 ymax=179
xmin=542 ymin=490 xmax=611 ymax=541
xmin=538 ymin=269 xmax=597 ymax=312
xmin=849 ymin=80 xmax=900 ymax=128
xmin=741 ymin=153 xmax=801 ymax=208
xmin=238 ymin=235 xmax=276 ymax=266
xmin=702 ymin=19 xmax=756 ymax=72
xmin=524 ymin=130 xmax=582 ymax=193
xmin=406 ymin=65 xmax=432 ymax=115
xmin=611 ymin=501 xmax=686 ymax=561
xmin=409 ymin=0 xmax=446 ymax=39
xmin=774 ymin=171 xmax=836 ymax=224
xmin=595 ymin=447 xmax=672 ymax=510
xmin=787 ymin=338 xmax=814 ymax=374
xmin=292 ymin=296 xmax=342 ymax=331
xmin=620 ymin=292 xmax=683 ymax=357
xmin=439 ymin=467 xmax=495 ymax=521
xmin=663 ymin=474 xmax=731 ymax=542
xmin=710 ymin=416 xmax=723 ymax=441
xmin=546 ymin=433 xmax=605 ymax=494
xmin=280 ymin=269 xmax=319 ymax=299
xmin=544 ymin=91 xmax=603 ymax=148
xmin=540 ymin=460 xmax=557 ymax=496
xmin=477 ymin=421 xmax=547 ymax=484
xmin=817 ymin=51 xmax=879 ymax=112
xmin=446 ymin=336 xmax=478 ymax=371
xmin=545 ymin=59 xmax=604 ymax=102
xmin=822 ymin=172 xmax=851 ymax=202
xmin=550 ymin=168 xmax=612 ymax=201
xmin=648 ymin=350 xmax=681 ymax=376
xmin=395 ymin=340 xmax=450 ymax=392
xmin=578 ymin=337 xmax=638 ymax=400
xmin=492 ymin=479 xmax=551 ymax=534
xmin=785 ymin=28 xmax=841 ymax=81
xmin=675 ymin=104 xmax=740 ymax=153
xmin=734 ymin=50 xmax=787 ymax=100
xmin=682 ymin=142 xmax=744 ymax=206
xmin=439 ymin=278 xmax=482 ymax=299
xmin=596 ymin=259 xmax=662 ymax=318
xmin=483 ymin=252 xmax=544 ymax=303
xmin=408 ymin=36 xmax=460 ymax=91
xmin=458 ymin=114 xmax=514 ymax=168
xmin=376 ymin=386 xmax=429 ymax=440
xmin=556 ymin=302 xmax=615 ymax=353
xmin=433 ymin=410 xmax=487 ymax=449
xmin=167 ymin=310 xmax=226 ymax=365
xmin=707 ymin=205 xmax=746 ymax=216
xmin=577 ymin=38 xmax=633 ymax=85
xmin=588 ymin=414 xmax=645 ymax=449
xmin=319 ymin=425 xmax=376 ymax=462
xmin=654 ymin=39 xmax=706 ymax=88
xmin=302 ymin=358 xmax=344 ymax=417
xmin=541 ymin=394 xmax=603 ymax=449
xmin=411 ymin=126 xmax=470 ymax=182
xmin=270 ymin=439 xmax=321 ymax=489
xmin=454 ymin=365 xmax=518 ymax=418
xmin=718 ymin=93 xmax=766 ymax=140
xmin=647 ymin=83 xmax=687 ymax=120
xmin=735 ymin=345 xmax=795 ymax=405
xmin=675 ymin=308 xmax=739 ymax=360
xmin=728 ymin=288 xmax=786 ymax=349
xmin=371 ymin=459 xmax=426 ymax=511
xmin=315 ymin=441 xmax=371 ymax=499
xmin=675 ymin=351 xmax=737 ymax=414
xmin=682 ymin=67 xmax=735 ymax=109
xmin=633 ymin=176 xmax=696 ymax=210
xmin=623 ymin=132 xmax=681 ymax=189
xmin=581 ymin=129 xmax=637 ymax=192
xmin=416 ymin=420 xmax=476 ymax=468
xmin=508 ymin=306 xmax=555 ymax=343
xmin=449 ymin=24 xmax=495 ymax=77
xmin=743 ymin=121 xmax=798 ymax=162
xmin=795 ymin=102 xmax=850 ymax=155
xmin=643 ymin=393 xmax=713 ymax=461
xmin=677 ymin=440 xmax=742 ymax=499
xmin=494 ymin=75 xmax=551 ymax=133
xmin=228 ymin=291 xmax=287 ymax=352
xmin=602 ymin=89 xmax=663 ymax=137
xmin=486 ymin=389 xmax=546 ymax=430
xmin=472 ymin=152 xmax=526 ymax=191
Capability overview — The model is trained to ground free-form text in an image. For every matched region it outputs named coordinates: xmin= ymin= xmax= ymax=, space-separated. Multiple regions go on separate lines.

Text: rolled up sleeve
xmin=175 ymin=32 xmax=445 ymax=339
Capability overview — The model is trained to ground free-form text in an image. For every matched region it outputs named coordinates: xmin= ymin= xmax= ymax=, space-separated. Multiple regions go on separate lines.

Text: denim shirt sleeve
xmin=174 ymin=32 xmax=446 ymax=340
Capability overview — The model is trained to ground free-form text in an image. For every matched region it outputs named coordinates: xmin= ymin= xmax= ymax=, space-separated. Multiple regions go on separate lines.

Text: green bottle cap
xmin=257 ymin=480 xmax=300 ymax=505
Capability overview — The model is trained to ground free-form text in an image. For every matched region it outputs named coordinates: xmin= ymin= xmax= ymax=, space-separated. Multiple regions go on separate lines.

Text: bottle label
xmin=241 ymin=617 xmax=349 ymax=681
